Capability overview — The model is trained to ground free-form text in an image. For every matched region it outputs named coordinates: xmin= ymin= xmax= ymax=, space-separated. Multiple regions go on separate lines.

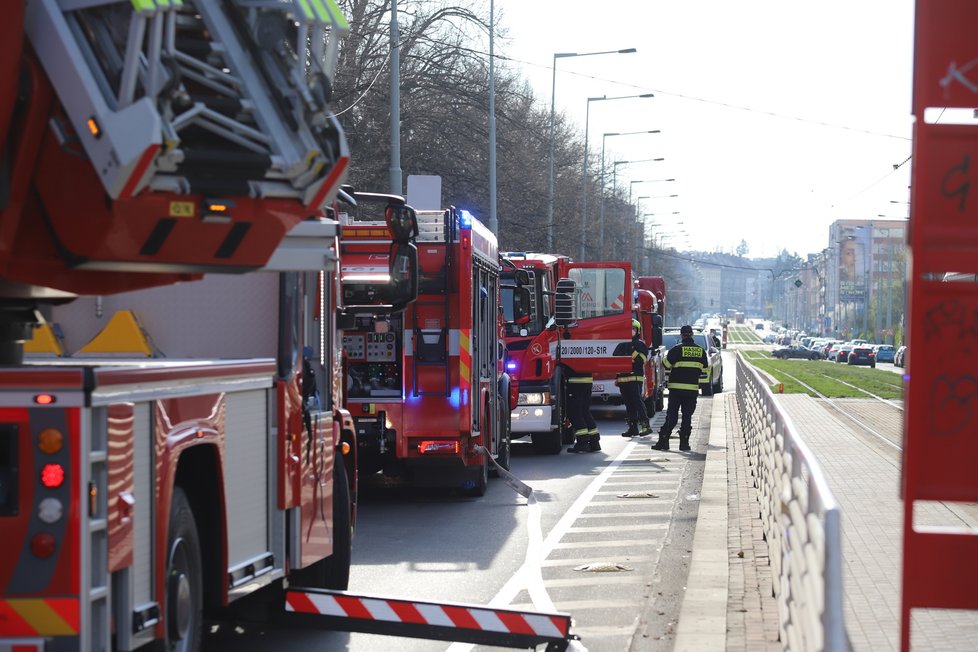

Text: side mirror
xmin=513 ymin=269 xmax=530 ymax=286
xmin=554 ymin=278 xmax=577 ymax=327
xmin=388 ymin=242 xmax=418 ymax=311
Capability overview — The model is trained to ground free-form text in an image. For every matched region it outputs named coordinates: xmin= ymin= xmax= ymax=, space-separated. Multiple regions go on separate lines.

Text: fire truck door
xmin=471 ymin=264 xmax=494 ymax=436
xmin=559 ymin=262 xmax=633 ymax=376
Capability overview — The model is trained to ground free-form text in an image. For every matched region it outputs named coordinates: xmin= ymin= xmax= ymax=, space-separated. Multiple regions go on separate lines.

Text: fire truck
xmin=0 ymin=3 xmax=579 ymax=650
xmin=500 ymin=253 xmax=635 ymax=454
xmin=339 ymin=204 xmax=510 ymax=496
xmin=0 ymin=1 xmax=371 ymax=649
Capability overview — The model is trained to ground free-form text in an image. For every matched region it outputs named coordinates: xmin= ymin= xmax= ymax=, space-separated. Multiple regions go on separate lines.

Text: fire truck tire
xmin=290 ymin=460 xmax=352 ymax=590
xmin=531 ymin=431 xmax=562 ymax=455
xmin=165 ymin=487 xmax=203 ymax=652
xmin=492 ymin=404 xmax=511 ymax=474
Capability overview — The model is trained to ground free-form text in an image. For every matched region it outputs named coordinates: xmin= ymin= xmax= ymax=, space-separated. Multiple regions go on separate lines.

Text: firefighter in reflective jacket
xmin=618 ymin=319 xmax=652 ymax=437
xmin=653 ymin=324 xmax=708 ymax=452
xmin=566 ymin=369 xmax=601 ymax=453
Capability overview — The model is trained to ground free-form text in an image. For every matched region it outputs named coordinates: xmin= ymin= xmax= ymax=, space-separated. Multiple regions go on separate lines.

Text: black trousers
xmin=659 ymin=389 xmax=698 ymax=438
xmin=567 ymin=381 xmax=597 ymax=435
xmin=620 ymin=380 xmax=648 ymax=423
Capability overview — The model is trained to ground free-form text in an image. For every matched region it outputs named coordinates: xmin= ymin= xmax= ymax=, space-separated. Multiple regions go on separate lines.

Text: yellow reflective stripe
xmin=296 ymin=0 xmax=316 ymax=21
xmin=663 ymin=359 xmax=672 ymax=369
xmin=632 ymin=350 xmax=648 ymax=363
xmin=574 ymin=427 xmax=589 ymax=435
xmin=309 ymin=0 xmax=330 ymax=21
xmin=8 ymin=599 xmax=76 ymax=635
xmin=673 ymin=361 xmax=704 ymax=369
xmin=669 ymin=382 xmax=700 ymax=391
xmin=618 ymin=375 xmax=642 ymax=382
xmin=324 ymin=0 xmax=350 ymax=30
xmin=568 ymin=377 xmax=593 ymax=384
xmin=130 ymin=0 xmax=156 ymax=12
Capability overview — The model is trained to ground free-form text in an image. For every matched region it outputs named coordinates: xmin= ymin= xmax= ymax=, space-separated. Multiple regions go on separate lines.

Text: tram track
xmin=770 ymin=366 xmax=902 ymax=451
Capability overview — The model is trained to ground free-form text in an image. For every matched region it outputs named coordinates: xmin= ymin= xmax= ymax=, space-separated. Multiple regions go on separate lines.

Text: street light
xmin=628 ymin=178 xmax=675 ymax=205
xmin=547 ymin=49 xmax=638 ymax=252
xmin=599 ymin=130 xmax=660 ymax=256
xmin=578 ymin=92 xmax=653 ymax=259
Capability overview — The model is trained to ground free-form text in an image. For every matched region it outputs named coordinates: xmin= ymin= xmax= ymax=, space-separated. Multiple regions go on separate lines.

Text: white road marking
xmin=446 ymin=440 xmax=640 ymax=652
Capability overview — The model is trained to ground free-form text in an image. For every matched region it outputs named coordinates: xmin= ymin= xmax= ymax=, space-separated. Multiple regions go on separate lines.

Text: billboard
xmin=838 ymin=237 xmax=866 ymax=302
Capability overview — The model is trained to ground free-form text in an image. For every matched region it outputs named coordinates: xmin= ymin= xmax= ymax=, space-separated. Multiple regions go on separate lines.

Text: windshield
xmin=501 ymin=269 xmax=546 ymax=336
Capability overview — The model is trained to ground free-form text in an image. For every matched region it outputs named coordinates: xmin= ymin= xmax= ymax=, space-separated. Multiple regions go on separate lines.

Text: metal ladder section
xmin=412 ymin=210 xmax=454 ymax=397
xmin=25 ymin=0 xmax=349 ymax=207
xmin=84 ymin=408 xmax=111 ymax=652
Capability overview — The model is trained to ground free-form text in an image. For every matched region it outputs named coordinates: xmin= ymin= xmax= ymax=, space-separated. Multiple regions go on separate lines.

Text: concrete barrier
xmin=735 ymin=354 xmax=848 ymax=651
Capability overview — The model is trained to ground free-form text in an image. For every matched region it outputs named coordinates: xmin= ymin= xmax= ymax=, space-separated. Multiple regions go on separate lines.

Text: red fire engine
xmin=0 ymin=1 xmax=367 ymax=649
xmin=340 ymin=204 xmax=510 ymax=495
xmin=0 ymin=3 xmax=579 ymax=650
xmin=501 ymin=253 xmax=635 ymax=453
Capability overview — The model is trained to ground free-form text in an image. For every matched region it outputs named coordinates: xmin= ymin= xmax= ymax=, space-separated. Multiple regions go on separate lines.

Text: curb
xmin=672 ymin=395 xmax=729 ymax=651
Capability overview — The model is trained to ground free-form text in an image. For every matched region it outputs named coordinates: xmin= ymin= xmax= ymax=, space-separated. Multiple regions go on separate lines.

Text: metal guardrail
xmin=735 ymin=353 xmax=848 ymax=651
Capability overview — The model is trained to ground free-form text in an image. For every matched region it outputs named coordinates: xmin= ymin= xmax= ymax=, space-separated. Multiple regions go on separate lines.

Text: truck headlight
xmin=518 ymin=392 xmax=550 ymax=405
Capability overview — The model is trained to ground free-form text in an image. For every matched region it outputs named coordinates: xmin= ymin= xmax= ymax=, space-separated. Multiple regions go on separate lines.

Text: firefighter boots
xmin=679 ymin=435 xmax=691 ymax=452
xmin=621 ymin=420 xmax=639 ymax=437
xmin=567 ymin=437 xmax=591 ymax=454
xmin=651 ymin=434 xmax=670 ymax=451
xmin=638 ymin=420 xmax=652 ymax=436
xmin=589 ymin=432 xmax=602 ymax=452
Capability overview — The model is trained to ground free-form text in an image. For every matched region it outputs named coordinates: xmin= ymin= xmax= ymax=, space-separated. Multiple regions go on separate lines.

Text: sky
xmin=485 ymin=0 xmax=915 ymax=259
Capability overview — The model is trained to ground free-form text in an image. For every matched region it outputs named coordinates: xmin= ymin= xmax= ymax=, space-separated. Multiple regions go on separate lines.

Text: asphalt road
xmin=205 ymin=361 xmax=738 ymax=651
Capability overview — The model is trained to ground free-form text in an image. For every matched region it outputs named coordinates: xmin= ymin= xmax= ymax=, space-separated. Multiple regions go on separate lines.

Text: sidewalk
xmin=673 ymin=391 xmax=780 ymax=651
xmin=678 ymin=383 xmax=978 ymax=651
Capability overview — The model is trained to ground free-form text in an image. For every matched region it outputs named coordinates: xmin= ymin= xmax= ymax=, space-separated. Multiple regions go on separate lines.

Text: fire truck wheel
xmin=165 ymin=487 xmax=203 ymax=652
xmin=290 ymin=460 xmax=352 ymax=590
xmin=492 ymin=405 xmax=511 ymax=474
xmin=531 ymin=431 xmax=561 ymax=455
xmin=464 ymin=454 xmax=489 ymax=497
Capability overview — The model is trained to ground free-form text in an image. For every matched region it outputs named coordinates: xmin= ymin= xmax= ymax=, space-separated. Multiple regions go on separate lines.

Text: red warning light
xmin=41 ymin=463 xmax=65 ymax=488
xmin=33 ymin=394 xmax=56 ymax=405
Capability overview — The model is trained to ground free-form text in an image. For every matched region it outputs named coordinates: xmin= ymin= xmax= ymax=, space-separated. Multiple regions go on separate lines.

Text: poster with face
xmin=839 ymin=237 xmax=865 ymax=302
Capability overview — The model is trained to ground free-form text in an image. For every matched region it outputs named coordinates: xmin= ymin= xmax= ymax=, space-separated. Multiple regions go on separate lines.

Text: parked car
xmin=847 ymin=345 xmax=876 ymax=368
xmin=822 ymin=340 xmax=842 ymax=359
xmin=662 ymin=328 xmax=723 ymax=395
xmin=873 ymin=344 xmax=895 ymax=363
xmin=772 ymin=345 xmax=823 ymax=360
xmin=834 ymin=343 xmax=855 ymax=363
xmin=763 ymin=334 xmax=778 ymax=344
xmin=894 ymin=345 xmax=908 ymax=367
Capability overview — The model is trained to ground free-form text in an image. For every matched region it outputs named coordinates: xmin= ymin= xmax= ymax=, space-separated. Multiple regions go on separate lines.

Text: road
xmin=206 ymin=357 xmax=737 ymax=651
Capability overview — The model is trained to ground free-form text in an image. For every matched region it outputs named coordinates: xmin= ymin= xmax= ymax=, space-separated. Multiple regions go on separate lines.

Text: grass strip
xmin=745 ymin=358 xmax=903 ymax=399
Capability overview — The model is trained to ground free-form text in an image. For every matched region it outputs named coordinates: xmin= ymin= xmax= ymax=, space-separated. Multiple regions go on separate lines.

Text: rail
xmin=735 ymin=353 xmax=848 ymax=651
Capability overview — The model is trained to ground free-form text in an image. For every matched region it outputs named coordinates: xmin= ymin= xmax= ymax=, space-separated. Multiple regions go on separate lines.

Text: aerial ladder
xmin=0 ymin=0 xmax=350 ymax=362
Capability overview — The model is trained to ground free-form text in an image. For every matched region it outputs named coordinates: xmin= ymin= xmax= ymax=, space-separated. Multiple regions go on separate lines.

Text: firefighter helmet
xmin=632 ymin=319 xmax=641 ymax=332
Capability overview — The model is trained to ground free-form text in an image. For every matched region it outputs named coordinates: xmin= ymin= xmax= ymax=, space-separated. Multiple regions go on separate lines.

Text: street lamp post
xmin=578 ymin=92 xmax=653 ymax=259
xmin=547 ymin=49 xmax=637 ymax=252
xmin=598 ymin=130 xmax=659 ymax=257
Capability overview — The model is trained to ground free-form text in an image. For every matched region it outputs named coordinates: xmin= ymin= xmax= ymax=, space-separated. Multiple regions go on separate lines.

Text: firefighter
xmin=652 ymin=324 xmax=708 ymax=452
xmin=566 ymin=369 xmax=601 ymax=453
xmin=619 ymin=319 xmax=652 ymax=437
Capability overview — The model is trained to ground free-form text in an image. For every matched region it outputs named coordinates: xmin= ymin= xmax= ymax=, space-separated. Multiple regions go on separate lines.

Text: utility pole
xmin=389 ymin=1 xmax=402 ymax=195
